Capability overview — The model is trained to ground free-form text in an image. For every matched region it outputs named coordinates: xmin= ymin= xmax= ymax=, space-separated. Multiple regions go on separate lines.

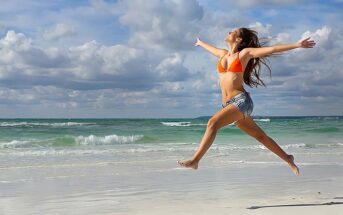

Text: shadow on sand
xmin=247 ymin=201 xmax=343 ymax=210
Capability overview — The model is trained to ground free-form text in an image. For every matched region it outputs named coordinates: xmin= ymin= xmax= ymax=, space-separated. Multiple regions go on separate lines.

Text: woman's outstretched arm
xmin=244 ymin=37 xmax=316 ymax=58
xmin=195 ymin=37 xmax=227 ymax=58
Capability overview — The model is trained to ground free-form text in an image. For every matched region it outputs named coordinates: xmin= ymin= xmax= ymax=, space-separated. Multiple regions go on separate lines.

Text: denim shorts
xmin=222 ymin=91 xmax=254 ymax=118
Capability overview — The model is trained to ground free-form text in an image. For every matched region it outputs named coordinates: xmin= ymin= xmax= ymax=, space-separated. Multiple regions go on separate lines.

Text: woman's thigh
xmin=235 ymin=116 xmax=266 ymax=138
xmin=209 ymin=104 xmax=245 ymax=130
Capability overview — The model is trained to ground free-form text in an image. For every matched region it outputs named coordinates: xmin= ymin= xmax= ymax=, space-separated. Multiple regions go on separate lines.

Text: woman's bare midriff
xmin=219 ymin=72 xmax=246 ymax=105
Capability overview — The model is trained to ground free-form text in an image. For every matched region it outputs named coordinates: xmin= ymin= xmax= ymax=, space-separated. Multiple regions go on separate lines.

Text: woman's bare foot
xmin=288 ymin=154 xmax=300 ymax=176
xmin=177 ymin=159 xmax=199 ymax=170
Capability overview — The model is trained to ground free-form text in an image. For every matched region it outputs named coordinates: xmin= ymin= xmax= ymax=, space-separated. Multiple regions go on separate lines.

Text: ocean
xmin=1 ymin=116 xmax=342 ymax=158
xmin=1 ymin=116 xmax=343 ymax=214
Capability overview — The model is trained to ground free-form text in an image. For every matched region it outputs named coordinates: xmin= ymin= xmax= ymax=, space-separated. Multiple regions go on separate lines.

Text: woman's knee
xmin=207 ymin=117 xmax=219 ymax=130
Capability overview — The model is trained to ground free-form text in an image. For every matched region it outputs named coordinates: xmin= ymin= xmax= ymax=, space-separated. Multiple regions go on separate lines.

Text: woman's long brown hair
xmin=237 ymin=27 xmax=272 ymax=87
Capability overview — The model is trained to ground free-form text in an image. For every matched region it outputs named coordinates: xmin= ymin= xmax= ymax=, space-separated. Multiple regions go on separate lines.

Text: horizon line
xmin=0 ymin=115 xmax=342 ymax=120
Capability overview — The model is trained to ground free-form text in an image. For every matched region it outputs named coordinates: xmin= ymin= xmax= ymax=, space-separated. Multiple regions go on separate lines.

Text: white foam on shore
xmin=254 ymin=118 xmax=270 ymax=122
xmin=161 ymin=121 xmax=208 ymax=126
xmin=0 ymin=122 xmax=95 ymax=127
xmin=0 ymin=134 xmax=144 ymax=149
xmin=0 ymin=140 xmax=33 ymax=149
xmin=282 ymin=143 xmax=307 ymax=149
xmin=161 ymin=119 xmax=270 ymax=126
xmin=161 ymin=122 xmax=192 ymax=126
xmin=75 ymin=134 xmax=144 ymax=145
xmin=2 ymin=140 xmax=343 ymax=157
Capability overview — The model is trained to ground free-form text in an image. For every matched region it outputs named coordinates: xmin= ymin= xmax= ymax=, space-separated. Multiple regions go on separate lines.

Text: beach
xmin=1 ymin=117 xmax=343 ymax=214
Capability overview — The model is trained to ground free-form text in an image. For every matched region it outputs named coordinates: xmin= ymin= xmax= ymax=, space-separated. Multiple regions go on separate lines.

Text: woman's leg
xmin=235 ymin=116 xmax=300 ymax=175
xmin=177 ymin=104 xmax=244 ymax=169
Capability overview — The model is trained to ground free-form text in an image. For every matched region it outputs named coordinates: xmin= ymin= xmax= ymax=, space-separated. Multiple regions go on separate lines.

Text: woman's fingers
xmin=194 ymin=37 xmax=200 ymax=46
xmin=306 ymin=40 xmax=316 ymax=47
xmin=300 ymin=37 xmax=316 ymax=48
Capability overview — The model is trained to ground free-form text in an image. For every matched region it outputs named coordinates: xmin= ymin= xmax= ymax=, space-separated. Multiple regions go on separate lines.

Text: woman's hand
xmin=195 ymin=37 xmax=201 ymax=46
xmin=297 ymin=37 xmax=316 ymax=48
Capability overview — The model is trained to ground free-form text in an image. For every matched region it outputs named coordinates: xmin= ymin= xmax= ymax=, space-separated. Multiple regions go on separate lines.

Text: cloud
xmin=290 ymin=26 xmax=334 ymax=62
xmin=226 ymin=0 xmax=306 ymax=8
xmin=43 ymin=23 xmax=75 ymax=41
xmin=0 ymin=29 xmax=194 ymax=93
xmin=118 ymin=0 xmax=204 ymax=51
xmin=0 ymin=30 xmax=71 ymax=79
xmin=254 ymin=24 xmax=343 ymax=115
xmin=155 ymin=53 xmax=191 ymax=81
xmin=0 ymin=30 xmax=31 ymax=51
xmin=274 ymin=32 xmax=291 ymax=44
xmin=301 ymin=26 xmax=332 ymax=49
xmin=68 ymin=40 xmax=144 ymax=78
xmin=0 ymin=26 xmax=214 ymax=117
xmin=248 ymin=22 xmax=272 ymax=37
xmin=0 ymin=0 xmax=343 ymax=117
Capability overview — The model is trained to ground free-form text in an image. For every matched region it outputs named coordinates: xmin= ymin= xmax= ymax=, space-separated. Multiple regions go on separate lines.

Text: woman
xmin=177 ymin=27 xmax=316 ymax=176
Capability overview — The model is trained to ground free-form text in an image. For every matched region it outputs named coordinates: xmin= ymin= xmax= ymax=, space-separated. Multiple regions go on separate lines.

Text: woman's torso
xmin=217 ymin=50 xmax=249 ymax=104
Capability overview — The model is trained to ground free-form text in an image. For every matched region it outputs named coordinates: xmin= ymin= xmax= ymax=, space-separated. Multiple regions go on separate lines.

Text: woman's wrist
xmin=294 ymin=42 xmax=301 ymax=48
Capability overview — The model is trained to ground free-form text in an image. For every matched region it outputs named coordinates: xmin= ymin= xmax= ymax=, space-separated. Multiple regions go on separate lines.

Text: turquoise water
xmin=0 ymin=116 xmax=342 ymax=151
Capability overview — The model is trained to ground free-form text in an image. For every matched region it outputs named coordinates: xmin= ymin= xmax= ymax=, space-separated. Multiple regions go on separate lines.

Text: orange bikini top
xmin=217 ymin=52 xmax=242 ymax=73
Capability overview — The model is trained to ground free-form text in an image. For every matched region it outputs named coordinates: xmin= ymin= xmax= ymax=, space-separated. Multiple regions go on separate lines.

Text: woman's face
xmin=225 ymin=29 xmax=240 ymax=43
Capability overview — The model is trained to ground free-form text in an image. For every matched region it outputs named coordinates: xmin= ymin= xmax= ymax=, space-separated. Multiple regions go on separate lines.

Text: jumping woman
xmin=177 ymin=27 xmax=316 ymax=176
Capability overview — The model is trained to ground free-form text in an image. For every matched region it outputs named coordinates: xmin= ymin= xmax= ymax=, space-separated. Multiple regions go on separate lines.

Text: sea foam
xmin=0 ymin=140 xmax=33 ymax=149
xmin=254 ymin=118 xmax=270 ymax=122
xmin=75 ymin=134 xmax=144 ymax=145
xmin=0 ymin=134 xmax=144 ymax=149
xmin=0 ymin=122 xmax=95 ymax=127
xmin=161 ymin=122 xmax=193 ymax=126
xmin=161 ymin=119 xmax=270 ymax=127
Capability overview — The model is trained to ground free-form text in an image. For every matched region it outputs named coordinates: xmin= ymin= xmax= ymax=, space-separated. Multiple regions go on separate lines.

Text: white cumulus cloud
xmin=118 ymin=0 xmax=203 ymax=51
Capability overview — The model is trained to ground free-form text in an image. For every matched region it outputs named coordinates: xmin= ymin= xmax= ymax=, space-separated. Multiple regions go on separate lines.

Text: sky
xmin=0 ymin=0 xmax=342 ymax=118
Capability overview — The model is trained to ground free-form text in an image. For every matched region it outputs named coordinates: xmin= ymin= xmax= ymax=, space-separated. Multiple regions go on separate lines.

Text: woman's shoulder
xmin=218 ymin=49 xmax=229 ymax=58
xmin=239 ymin=48 xmax=250 ymax=55
xmin=238 ymin=48 xmax=252 ymax=59
xmin=237 ymin=48 xmax=252 ymax=66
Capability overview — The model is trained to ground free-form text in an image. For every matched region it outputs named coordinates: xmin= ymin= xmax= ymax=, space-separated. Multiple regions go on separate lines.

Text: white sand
xmin=1 ymin=149 xmax=343 ymax=215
